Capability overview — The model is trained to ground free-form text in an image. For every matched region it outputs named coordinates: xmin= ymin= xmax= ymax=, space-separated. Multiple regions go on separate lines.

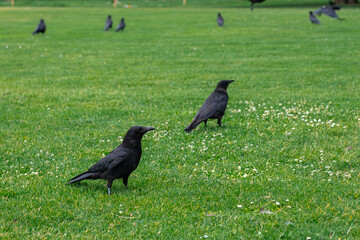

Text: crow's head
xmin=216 ymin=80 xmax=235 ymax=90
xmin=123 ymin=126 xmax=155 ymax=143
xmin=108 ymin=15 xmax=112 ymax=18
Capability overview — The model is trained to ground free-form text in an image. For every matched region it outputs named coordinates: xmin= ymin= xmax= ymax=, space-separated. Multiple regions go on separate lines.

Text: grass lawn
xmin=1 ymin=3 xmax=359 ymax=239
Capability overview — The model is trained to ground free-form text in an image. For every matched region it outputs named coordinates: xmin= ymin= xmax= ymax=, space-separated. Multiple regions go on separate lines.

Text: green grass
xmin=1 ymin=0 xmax=355 ymax=8
xmin=1 ymin=5 xmax=359 ymax=239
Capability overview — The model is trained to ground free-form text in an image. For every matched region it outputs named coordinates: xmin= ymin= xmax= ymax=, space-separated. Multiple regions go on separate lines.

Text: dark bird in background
xmin=309 ymin=11 xmax=321 ymax=24
xmin=32 ymin=19 xmax=46 ymax=35
xmin=249 ymin=0 xmax=266 ymax=11
xmin=116 ymin=17 xmax=126 ymax=31
xmin=185 ymin=80 xmax=234 ymax=132
xmin=217 ymin=13 xmax=224 ymax=27
xmin=314 ymin=5 xmax=343 ymax=20
xmin=104 ymin=15 xmax=113 ymax=31
xmin=66 ymin=126 xmax=155 ymax=196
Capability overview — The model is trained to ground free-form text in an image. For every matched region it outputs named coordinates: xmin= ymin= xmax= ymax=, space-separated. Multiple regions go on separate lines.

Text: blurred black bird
xmin=250 ymin=0 xmax=266 ymax=11
xmin=32 ymin=19 xmax=46 ymax=35
xmin=116 ymin=18 xmax=126 ymax=31
xmin=104 ymin=15 xmax=113 ymax=31
xmin=66 ymin=126 xmax=155 ymax=196
xmin=217 ymin=13 xmax=224 ymax=27
xmin=314 ymin=5 xmax=343 ymax=20
xmin=185 ymin=80 xmax=234 ymax=132
xmin=309 ymin=11 xmax=321 ymax=24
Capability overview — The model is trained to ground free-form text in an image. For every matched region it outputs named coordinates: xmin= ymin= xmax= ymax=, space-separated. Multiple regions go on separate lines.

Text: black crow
xmin=104 ymin=15 xmax=113 ymax=31
xmin=66 ymin=126 xmax=155 ymax=195
xmin=250 ymin=0 xmax=266 ymax=11
xmin=185 ymin=80 xmax=234 ymax=132
xmin=217 ymin=13 xmax=224 ymax=27
xmin=309 ymin=11 xmax=321 ymax=24
xmin=32 ymin=19 xmax=46 ymax=35
xmin=314 ymin=5 xmax=343 ymax=19
xmin=116 ymin=18 xmax=126 ymax=31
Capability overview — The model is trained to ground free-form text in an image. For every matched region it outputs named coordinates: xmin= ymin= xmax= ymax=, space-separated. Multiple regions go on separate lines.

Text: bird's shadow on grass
xmin=188 ymin=124 xmax=234 ymax=134
xmin=66 ymin=181 xmax=131 ymax=196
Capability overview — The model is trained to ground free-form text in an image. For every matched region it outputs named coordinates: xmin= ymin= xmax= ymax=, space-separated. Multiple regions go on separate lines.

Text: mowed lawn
xmin=1 ymin=5 xmax=359 ymax=239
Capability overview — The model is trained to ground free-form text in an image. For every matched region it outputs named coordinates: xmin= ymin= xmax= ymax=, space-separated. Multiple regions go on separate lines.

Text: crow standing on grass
xmin=104 ymin=15 xmax=113 ymax=31
xmin=66 ymin=126 xmax=155 ymax=196
xmin=32 ymin=19 xmax=46 ymax=35
xmin=217 ymin=13 xmax=224 ymax=27
xmin=249 ymin=0 xmax=266 ymax=11
xmin=309 ymin=11 xmax=321 ymax=24
xmin=185 ymin=80 xmax=234 ymax=132
xmin=116 ymin=18 xmax=126 ymax=31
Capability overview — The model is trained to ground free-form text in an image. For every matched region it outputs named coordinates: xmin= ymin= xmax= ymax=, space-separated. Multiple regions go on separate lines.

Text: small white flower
xmin=237 ymin=205 xmax=242 ymax=208
xmin=204 ymin=235 xmax=208 ymax=238
xmin=306 ymin=237 xmax=311 ymax=240
xmin=276 ymin=202 xmax=280 ymax=205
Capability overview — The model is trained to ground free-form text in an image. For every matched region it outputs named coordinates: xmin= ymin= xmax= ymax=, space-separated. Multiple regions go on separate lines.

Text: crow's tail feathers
xmin=66 ymin=171 xmax=94 ymax=185
xmin=185 ymin=118 xmax=202 ymax=132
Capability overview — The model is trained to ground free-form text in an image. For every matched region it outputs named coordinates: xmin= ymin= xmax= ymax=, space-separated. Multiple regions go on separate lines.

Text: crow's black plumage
xmin=309 ymin=11 xmax=321 ymax=24
xmin=104 ymin=15 xmax=113 ymax=31
xmin=217 ymin=13 xmax=224 ymax=27
xmin=250 ymin=0 xmax=266 ymax=11
xmin=32 ymin=19 xmax=46 ymax=35
xmin=314 ymin=5 xmax=342 ymax=19
xmin=185 ymin=80 xmax=234 ymax=132
xmin=116 ymin=18 xmax=126 ymax=31
xmin=66 ymin=126 xmax=155 ymax=195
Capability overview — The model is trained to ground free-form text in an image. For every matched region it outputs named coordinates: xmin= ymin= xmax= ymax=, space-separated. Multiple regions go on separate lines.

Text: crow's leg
xmin=217 ymin=116 xmax=223 ymax=126
xmin=204 ymin=120 xmax=208 ymax=126
xmin=107 ymin=180 xmax=113 ymax=196
xmin=123 ymin=175 xmax=129 ymax=189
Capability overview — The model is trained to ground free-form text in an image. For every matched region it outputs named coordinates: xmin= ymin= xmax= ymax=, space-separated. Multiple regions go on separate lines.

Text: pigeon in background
xmin=314 ymin=5 xmax=343 ymax=20
xmin=249 ymin=0 xmax=266 ymax=11
xmin=309 ymin=11 xmax=321 ymax=24
xmin=104 ymin=15 xmax=113 ymax=31
xmin=217 ymin=13 xmax=224 ymax=27
xmin=32 ymin=19 xmax=46 ymax=35
xmin=116 ymin=18 xmax=126 ymax=31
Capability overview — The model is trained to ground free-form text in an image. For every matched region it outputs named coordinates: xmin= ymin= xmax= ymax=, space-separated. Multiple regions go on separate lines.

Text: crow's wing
xmin=104 ymin=19 xmax=113 ymax=30
xmin=314 ymin=7 xmax=324 ymax=16
xmin=217 ymin=17 xmax=224 ymax=26
xmin=88 ymin=147 xmax=128 ymax=172
xmin=194 ymin=92 xmax=228 ymax=121
xmin=116 ymin=22 xmax=125 ymax=31
xmin=321 ymin=7 xmax=340 ymax=18
xmin=33 ymin=24 xmax=41 ymax=33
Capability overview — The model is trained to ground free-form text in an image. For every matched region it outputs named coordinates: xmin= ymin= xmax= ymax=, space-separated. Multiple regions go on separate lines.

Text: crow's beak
xmin=228 ymin=80 xmax=235 ymax=84
xmin=144 ymin=127 xmax=155 ymax=132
